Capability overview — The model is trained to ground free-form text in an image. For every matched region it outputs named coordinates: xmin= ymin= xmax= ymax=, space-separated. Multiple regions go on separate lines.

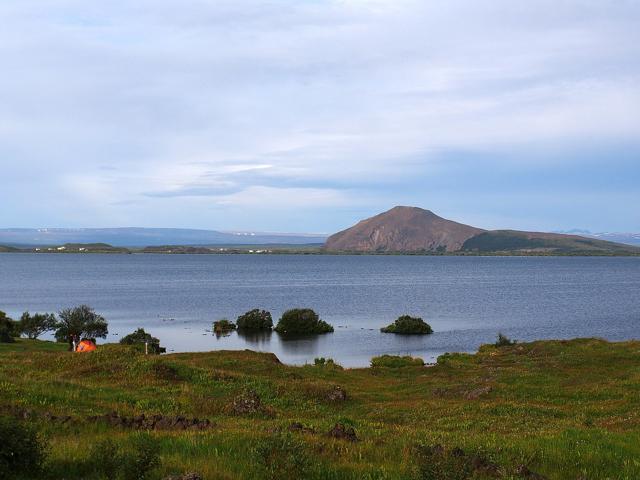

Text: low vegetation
xmin=236 ymin=309 xmax=273 ymax=330
xmin=213 ymin=318 xmax=236 ymax=334
xmin=313 ymin=357 xmax=341 ymax=368
xmin=274 ymin=309 xmax=334 ymax=335
xmin=380 ymin=315 xmax=433 ymax=334
xmin=370 ymin=354 xmax=425 ymax=368
xmin=2 ymin=337 xmax=639 ymax=478
xmin=0 ymin=416 xmax=46 ymax=478
xmin=495 ymin=333 xmax=517 ymax=347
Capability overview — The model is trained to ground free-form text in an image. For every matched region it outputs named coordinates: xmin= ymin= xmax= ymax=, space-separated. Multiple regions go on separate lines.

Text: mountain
xmin=0 ymin=228 xmax=326 ymax=247
xmin=587 ymin=232 xmax=640 ymax=247
xmin=325 ymin=207 xmax=640 ymax=255
xmin=325 ymin=206 xmax=485 ymax=252
xmin=555 ymin=230 xmax=640 ymax=247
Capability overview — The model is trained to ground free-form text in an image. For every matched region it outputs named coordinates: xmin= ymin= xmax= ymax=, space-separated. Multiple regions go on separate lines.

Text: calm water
xmin=1 ymin=253 xmax=639 ymax=367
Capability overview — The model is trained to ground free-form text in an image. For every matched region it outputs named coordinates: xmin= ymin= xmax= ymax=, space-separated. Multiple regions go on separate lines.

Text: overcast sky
xmin=1 ymin=0 xmax=639 ymax=233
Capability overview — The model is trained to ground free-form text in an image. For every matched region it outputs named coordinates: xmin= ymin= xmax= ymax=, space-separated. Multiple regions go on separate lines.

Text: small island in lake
xmin=380 ymin=315 xmax=434 ymax=334
xmin=236 ymin=309 xmax=273 ymax=331
xmin=274 ymin=308 xmax=334 ymax=335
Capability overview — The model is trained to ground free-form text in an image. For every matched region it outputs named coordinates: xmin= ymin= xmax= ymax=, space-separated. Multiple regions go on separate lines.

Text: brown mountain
xmin=325 ymin=206 xmax=640 ymax=255
xmin=325 ymin=206 xmax=485 ymax=252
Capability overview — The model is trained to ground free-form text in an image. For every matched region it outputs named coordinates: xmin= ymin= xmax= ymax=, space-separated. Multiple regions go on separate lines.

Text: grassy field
xmin=1 ymin=338 xmax=640 ymax=479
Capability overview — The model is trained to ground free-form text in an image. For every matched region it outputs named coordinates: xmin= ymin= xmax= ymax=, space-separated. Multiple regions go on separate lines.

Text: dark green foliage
xmin=120 ymin=328 xmax=166 ymax=354
xmin=0 ymin=416 xmax=47 ymax=478
xmin=254 ymin=434 xmax=311 ymax=480
xmin=274 ymin=309 xmax=333 ymax=335
xmin=236 ymin=309 xmax=273 ymax=330
xmin=89 ymin=434 xmax=160 ymax=480
xmin=462 ymin=231 xmax=548 ymax=253
xmin=88 ymin=439 xmax=121 ymax=479
xmin=371 ymin=355 xmax=425 ymax=368
xmin=19 ymin=311 xmax=56 ymax=340
xmin=312 ymin=357 xmax=343 ymax=370
xmin=495 ymin=333 xmax=516 ymax=347
xmin=380 ymin=315 xmax=433 ymax=334
xmin=0 ymin=311 xmax=19 ymax=343
xmin=54 ymin=305 xmax=108 ymax=349
xmin=213 ymin=319 xmax=236 ymax=334
xmin=121 ymin=433 xmax=161 ymax=480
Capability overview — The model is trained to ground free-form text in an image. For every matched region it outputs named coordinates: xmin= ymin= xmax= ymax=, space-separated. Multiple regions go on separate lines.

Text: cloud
xmin=215 ymin=186 xmax=354 ymax=208
xmin=0 ymin=0 xmax=638 ymax=230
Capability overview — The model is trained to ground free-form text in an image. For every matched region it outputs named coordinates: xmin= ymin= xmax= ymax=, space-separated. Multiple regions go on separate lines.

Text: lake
xmin=1 ymin=253 xmax=639 ymax=366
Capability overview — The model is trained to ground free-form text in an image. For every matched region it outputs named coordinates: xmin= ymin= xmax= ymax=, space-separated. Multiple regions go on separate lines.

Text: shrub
xmin=274 ymin=309 xmax=333 ymax=335
xmin=0 ymin=416 xmax=47 ymax=478
xmin=312 ymin=357 xmax=343 ymax=370
xmin=54 ymin=305 xmax=108 ymax=350
xmin=120 ymin=328 xmax=166 ymax=354
xmin=19 ymin=311 xmax=57 ymax=339
xmin=89 ymin=434 xmax=160 ymax=480
xmin=0 ymin=311 xmax=19 ymax=343
xmin=380 ymin=315 xmax=433 ymax=334
xmin=121 ymin=433 xmax=161 ymax=480
xmin=371 ymin=355 xmax=425 ymax=368
xmin=213 ymin=319 xmax=236 ymax=334
xmin=495 ymin=333 xmax=516 ymax=347
xmin=254 ymin=433 xmax=311 ymax=480
xmin=88 ymin=438 xmax=122 ymax=478
xmin=236 ymin=309 xmax=273 ymax=330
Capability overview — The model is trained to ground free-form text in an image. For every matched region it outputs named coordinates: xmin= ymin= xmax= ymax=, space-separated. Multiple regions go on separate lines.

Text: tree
xmin=236 ymin=309 xmax=273 ymax=330
xmin=55 ymin=305 xmax=108 ymax=350
xmin=0 ymin=311 xmax=19 ymax=343
xmin=380 ymin=315 xmax=433 ymax=334
xmin=19 ymin=312 xmax=57 ymax=339
xmin=120 ymin=328 xmax=166 ymax=354
xmin=274 ymin=309 xmax=333 ymax=335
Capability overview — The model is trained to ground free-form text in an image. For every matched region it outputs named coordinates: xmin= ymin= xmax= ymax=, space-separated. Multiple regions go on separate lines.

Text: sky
xmin=1 ymin=0 xmax=639 ymax=234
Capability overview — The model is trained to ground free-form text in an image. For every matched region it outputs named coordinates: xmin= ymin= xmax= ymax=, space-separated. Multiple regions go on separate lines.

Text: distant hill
xmin=0 ymin=228 xmax=326 ymax=247
xmin=35 ymin=243 xmax=131 ymax=253
xmin=325 ymin=207 xmax=640 ymax=255
xmin=556 ymin=230 xmax=640 ymax=247
xmin=461 ymin=230 xmax=639 ymax=255
xmin=325 ymin=206 xmax=485 ymax=252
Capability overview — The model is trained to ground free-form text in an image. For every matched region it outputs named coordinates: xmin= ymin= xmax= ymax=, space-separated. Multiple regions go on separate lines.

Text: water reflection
xmin=277 ymin=334 xmax=322 ymax=356
xmin=213 ymin=331 xmax=233 ymax=339
xmin=236 ymin=330 xmax=273 ymax=347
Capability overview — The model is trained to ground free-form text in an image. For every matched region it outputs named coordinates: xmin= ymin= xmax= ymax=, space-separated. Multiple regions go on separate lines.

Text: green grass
xmin=2 ymin=338 xmax=640 ymax=479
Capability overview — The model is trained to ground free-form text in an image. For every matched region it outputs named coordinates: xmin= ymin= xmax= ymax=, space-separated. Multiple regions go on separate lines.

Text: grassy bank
xmin=1 ymin=338 xmax=640 ymax=479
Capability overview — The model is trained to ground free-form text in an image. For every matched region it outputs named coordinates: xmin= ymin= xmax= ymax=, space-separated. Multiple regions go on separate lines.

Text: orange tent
xmin=76 ymin=340 xmax=97 ymax=352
